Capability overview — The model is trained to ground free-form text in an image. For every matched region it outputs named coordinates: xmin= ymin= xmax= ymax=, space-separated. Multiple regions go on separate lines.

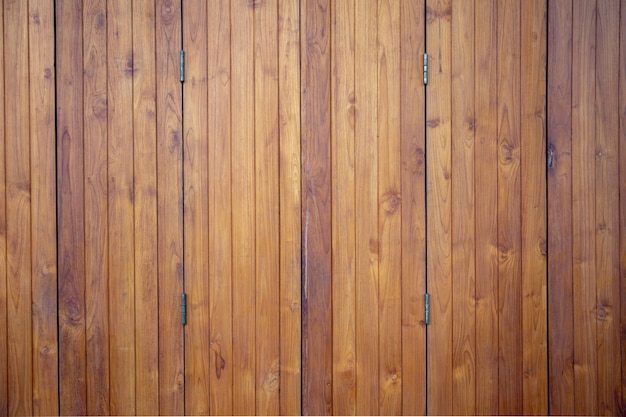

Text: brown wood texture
xmin=621 ymin=2 xmax=626 ymax=413
xmin=0 ymin=1 xmax=6 ymax=413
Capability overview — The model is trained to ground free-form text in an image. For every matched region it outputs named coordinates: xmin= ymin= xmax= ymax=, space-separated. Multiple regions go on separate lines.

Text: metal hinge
xmin=425 ymin=293 xmax=430 ymax=325
xmin=180 ymin=50 xmax=185 ymax=83
xmin=182 ymin=293 xmax=187 ymax=325
xmin=423 ymin=53 xmax=428 ymax=85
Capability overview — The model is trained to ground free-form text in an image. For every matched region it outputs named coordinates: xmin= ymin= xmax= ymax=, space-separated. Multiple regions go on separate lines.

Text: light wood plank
xmin=183 ymin=1 xmax=209 ymax=414
xmin=331 ymin=0 xmax=356 ymax=414
xmin=426 ymin=0 xmax=452 ymax=413
xmin=594 ymin=2 xmax=621 ymax=414
xmin=208 ymin=0 xmax=233 ymax=413
xmin=400 ymin=0 xmax=426 ymax=414
xmin=301 ymin=0 xmax=332 ymax=413
xmin=0 ymin=2 xmax=6 ymax=412
xmin=231 ymin=0 xmax=256 ymax=413
xmin=496 ymin=0 xmax=522 ymax=413
xmin=255 ymin=0 xmax=280 ymax=413
xmin=450 ymin=1 xmax=476 ymax=413
xmin=56 ymin=0 xmax=88 ymax=413
xmin=354 ymin=0 xmax=379 ymax=413
xmin=547 ymin=0 xmax=575 ymax=413
xmin=278 ymin=0 xmax=302 ymax=412
xmin=156 ymin=0 xmax=184 ymax=413
xmin=83 ymin=0 xmax=110 ymax=413
xmin=571 ymin=1 xmax=597 ymax=414
xmin=520 ymin=0 xmax=548 ymax=414
xmin=133 ymin=0 xmax=159 ymax=414
xmin=377 ymin=0 xmax=402 ymax=414
xmin=5 ymin=0 xmax=32 ymax=414
xmin=29 ymin=0 xmax=59 ymax=413
xmin=474 ymin=0 xmax=499 ymax=413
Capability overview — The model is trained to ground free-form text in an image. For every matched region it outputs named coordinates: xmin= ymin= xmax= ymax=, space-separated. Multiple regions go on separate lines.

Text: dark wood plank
xmin=450 ymin=1 xmax=476 ymax=413
xmin=230 ymin=0 xmax=256 ymax=413
xmin=301 ymin=0 xmax=332 ymax=413
xmin=182 ymin=1 xmax=209 ymax=414
xmin=496 ymin=0 xmax=522 ymax=413
xmin=474 ymin=0 xmax=499 ymax=413
xmin=571 ymin=1 xmax=597 ymax=414
xmin=400 ymin=1 xmax=426 ymax=414
xmin=255 ymin=0 xmax=280 ymax=413
xmin=133 ymin=0 xmax=159 ymax=413
xmin=208 ymin=0 xmax=233 ymax=413
xmin=377 ymin=0 xmax=402 ymax=413
xmin=82 ymin=0 xmax=109 ymax=413
xmin=331 ymin=0 xmax=356 ymax=413
xmin=107 ymin=0 xmax=136 ymax=412
xmin=0 ymin=2 xmax=6 ymax=412
xmin=156 ymin=0 xmax=184 ymax=413
xmin=594 ymin=2 xmax=621 ymax=414
xmin=278 ymin=0 xmax=303 ymax=412
xmin=354 ymin=0 xmax=379 ymax=413
xmin=520 ymin=0 xmax=548 ymax=414
xmin=547 ymin=0 xmax=575 ymax=413
xmin=28 ymin=0 xmax=59 ymax=413
xmin=620 ymin=1 xmax=626 ymax=412
xmin=426 ymin=0 xmax=452 ymax=413
xmin=5 ymin=0 xmax=33 ymax=414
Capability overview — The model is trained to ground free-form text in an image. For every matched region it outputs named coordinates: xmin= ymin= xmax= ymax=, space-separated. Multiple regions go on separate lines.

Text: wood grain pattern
xmin=520 ymin=0 xmax=548 ymax=414
xmin=83 ymin=0 xmax=110 ymax=413
xmin=28 ymin=0 xmax=59 ymax=413
xmin=133 ymin=0 xmax=159 ymax=413
xmin=400 ymin=1 xmax=426 ymax=414
xmin=208 ymin=0 xmax=233 ymax=413
xmin=183 ymin=0 xmax=209 ymax=414
xmin=278 ymin=0 xmax=303 ymax=412
xmin=620 ymin=2 xmax=626 ymax=412
xmin=426 ymin=0 xmax=453 ymax=413
xmin=5 ymin=0 xmax=32 ymax=414
xmin=547 ymin=0 xmax=575 ymax=413
xmin=156 ymin=0 xmax=184 ymax=413
xmin=571 ymin=1 xmax=597 ymax=414
xmin=331 ymin=0 xmax=356 ymax=413
xmin=56 ymin=0 xmax=88 ymax=414
xmin=255 ymin=0 xmax=280 ymax=413
xmin=0 ymin=2 xmax=6 ymax=412
xmin=230 ymin=0 xmax=256 ymax=413
xmin=474 ymin=0 xmax=499 ymax=413
xmin=354 ymin=0 xmax=379 ymax=413
xmin=301 ymin=0 xmax=332 ymax=413
xmin=450 ymin=1 xmax=476 ymax=413
xmin=594 ymin=2 xmax=621 ymax=414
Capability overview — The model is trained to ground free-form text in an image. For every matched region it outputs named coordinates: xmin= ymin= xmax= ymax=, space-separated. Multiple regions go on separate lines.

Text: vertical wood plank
xmin=377 ymin=0 xmax=402 ymax=414
xmin=183 ymin=0 xmax=209 ymax=414
xmin=571 ymin=1 xmax=597 ymax=414
xmin=156 ymin=0 xmax=184 ymax=413
xmin=354 ymin=0 xmax=379 ymax=413
xmin=594 ymin=2 xmax=621 ymax=414
xmin=231 ymin=0 xmax=256 ymax=412
xmin=301 ymin=0 xmax=332 ymax=413
xmin=496 ymin=0 xmax=522 ymax=413
xmin=83 ymin=0 xmax=110 ymax=413
xmin=29 ymin=0 xmax=59 ymax=413
xmin=400 ymin=0 xmax=426 ymax=414
xmin=56 ymin=0 xmax=87 ymax=414
xmin=0 ymin=2 xmax=6 ymax=412
xmin=208 ymin=0 xmax=233 ymax=413
xmin=547 ymin=0 xmax=575 ymax=413
xmin=133 ymin=0 xmax=159 ymax=413
xmin=5 ymin=0 xmax=32 ymax=413
xmin=474 ymin=0 xmax=499 ymax=413
xmin=450 ymin=1 xmax=476 ymax=414
xmin=331 ymin=0 xmax=356 ymax=414
xmin=255 ymin=0 xmax=280 ymax=413
xmin=278 ymin=0 xmax=303 ymax=412
xmin=520 ymin=0 xmax=548 ymax=414
xmin=620 ymin=1 xmax=626 ymax=412
xmin=107 ymin=0 xmax=136 ymax=412
xmin=426 ymin=0 xmax=452 ymax=413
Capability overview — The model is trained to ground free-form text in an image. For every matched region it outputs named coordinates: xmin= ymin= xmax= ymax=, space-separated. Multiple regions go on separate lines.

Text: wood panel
xmin=620 ymin=2 xmax=626 ymax=413
xmin=0 ymin=2 xmax=6 ymax=413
